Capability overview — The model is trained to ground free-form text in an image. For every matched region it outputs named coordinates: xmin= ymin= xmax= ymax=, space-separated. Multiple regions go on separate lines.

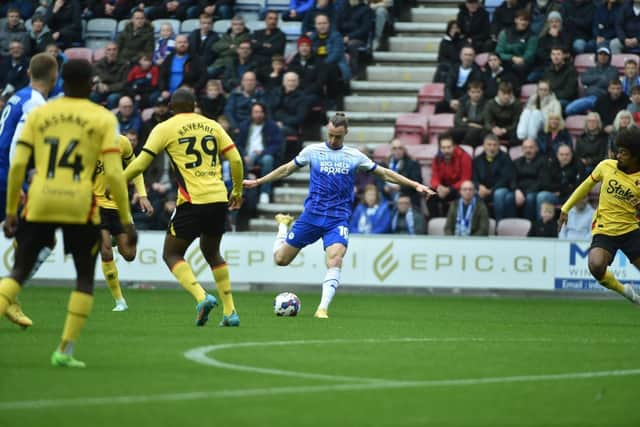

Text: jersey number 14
xmin=45 ymin=137 xmax=84 ymax=181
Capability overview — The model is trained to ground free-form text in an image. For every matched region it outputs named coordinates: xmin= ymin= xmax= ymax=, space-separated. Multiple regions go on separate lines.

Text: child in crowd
xmin=198 ymin=79 xmax=226 ymax=119
xmin=153 ymin=23 xmax=175 ymax=65
xmin=127 ymin=52 xmax=159 ymax=108
xmin=528 ymin=202 xmax=558 ymax=237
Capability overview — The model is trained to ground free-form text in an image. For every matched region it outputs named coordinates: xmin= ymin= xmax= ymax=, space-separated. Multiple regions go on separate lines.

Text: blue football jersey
xmin=0 ymin=86 xmax=46 ymax=186
xmin=294 ymin=143 xmax=377 ymax=220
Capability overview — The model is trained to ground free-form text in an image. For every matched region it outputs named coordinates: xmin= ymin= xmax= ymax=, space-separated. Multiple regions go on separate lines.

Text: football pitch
xmin=1 ymin=287 xmax=639 ymax=427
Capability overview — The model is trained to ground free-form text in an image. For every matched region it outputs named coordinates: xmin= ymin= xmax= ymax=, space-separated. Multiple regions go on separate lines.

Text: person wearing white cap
xmin=565 ymin=45 xmax=620 ymax=115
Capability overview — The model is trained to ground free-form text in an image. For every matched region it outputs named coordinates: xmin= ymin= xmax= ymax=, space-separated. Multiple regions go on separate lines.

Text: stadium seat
xmin=418 ymin=103 xmax=435 ymax=115
xmin=64 ymin=47 xmax=93 ymax=62
xmin=85 ymin=18 xmax=118 ymax=44
xmin=508 ymin=145 xmax=522 ymax=160
xmin=427 ymin=217 xmax=447 ymax=235
xmin=395 ymin=113 xmax=428 ymax=145
xmin=612 ymin=54 xmax=640 ymax=75
xmin=265 ymin=0 xmax=290 ymax=12
xmin=93 ymin=47 xmax=106 ymax=62
xmin=475 ymin=52 xmax=489 ymax=69
xmin=246 ymin=20 xmax=266 ymax=32
xmin=406 ymin=144 xmax=438 ymax=166
xmin=151 ymin=19 xmax=180 ymax=36
xmin=280 ymin=21 xmax=303 ymax=41
xmin=428 ymin=113 xmax=454 ymax=144
xmin=488 ymin=218 xmax=496 ymax=235
xmin=418 ymin=83 xmax=444 ymax=109
xmin=24 ymin=18 xmax=32 ymax=32
xmin=141 ymin=107 xmax=154 ymax=122
xmin=519 ymin=83 xmax=536 ymax=103
xmin=484 ymin=0 xmax=502 ymax=17
xmin=459 ymin=144 xmax=473 ymax=157
xmin=235 ymin=0 xmax=264 ymax=17
xmin=213 ymin=19 xmax=232 ymax=34
xmin=180 ymin=19 xmax=200 ymax=34
xmin=573 ymin=53 xmax=595 ymax=74
xmin=496 ymin=218 xmax=531 ymax=237
xmin=117 ymin=19 xmax=128 ymax=33
xmin=373 ymin=144 xmax=391 ymax=163
xmin=565 ymin=115 xmax=587 ymax=138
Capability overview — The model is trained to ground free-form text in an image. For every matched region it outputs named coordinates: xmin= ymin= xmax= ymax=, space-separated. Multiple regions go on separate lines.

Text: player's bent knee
xmin=327 ymin=255 xmax=343 ymax=269
xmin=273 ymin=252 xmax=291 ymax=266
xmin=588 ymin=260 xmax=607 ymax=281
xmin=120 ymin=250 xmax=136 ymax=262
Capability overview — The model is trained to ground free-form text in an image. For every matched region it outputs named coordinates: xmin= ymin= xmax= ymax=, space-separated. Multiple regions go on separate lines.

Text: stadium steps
xmin=372 ymin=51 xmax=437 ymax=66
xmin=273 ymin=186 xmax=308 ymax=204
xmin=256 ymin=201 xmax=305 ymax=215
xmin=327 ymin=110 xmax=400 ymax=125
xmin=411 ymin=7 xmax=458 ymax=23
xmin=388 ymin=36 xmax=441 ymax=53
xmin=322 ymin=125 xmax=395 ymax=144
xmin=394 ymin=22 xmax=445 ymax=35
xmin=344 ymin=95 xmax=417 ymax=113
xmin=351 ymin=80 xmax=424 ymax=95
xmin=366 ymin=65 xmax=435 ymax=82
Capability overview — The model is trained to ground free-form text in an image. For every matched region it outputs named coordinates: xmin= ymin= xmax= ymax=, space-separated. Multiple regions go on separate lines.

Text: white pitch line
xmin=2 ymin=368 xmax=640 ymax=411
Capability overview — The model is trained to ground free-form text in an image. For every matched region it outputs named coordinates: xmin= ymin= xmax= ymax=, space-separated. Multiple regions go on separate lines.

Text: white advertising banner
xmin=0 ymin=232 xmax=592 ymax=290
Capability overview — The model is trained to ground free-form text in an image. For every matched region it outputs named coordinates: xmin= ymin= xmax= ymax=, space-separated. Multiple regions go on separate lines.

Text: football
xmin=273 ymin=292 xmax=301 ymax=316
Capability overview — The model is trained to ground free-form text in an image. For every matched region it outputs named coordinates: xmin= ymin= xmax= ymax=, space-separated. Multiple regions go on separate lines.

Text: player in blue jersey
xmin=243 ymin=113 xmax=434 ymax=318
xmin=0 ymin=53 xmax=59 ymax=328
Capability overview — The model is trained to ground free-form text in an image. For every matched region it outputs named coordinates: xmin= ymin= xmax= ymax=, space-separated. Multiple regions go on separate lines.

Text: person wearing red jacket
xmin=429 ymin=132 xmax=473 ymax=217
xmin=126 ymin=52 xmax=160 ymax=109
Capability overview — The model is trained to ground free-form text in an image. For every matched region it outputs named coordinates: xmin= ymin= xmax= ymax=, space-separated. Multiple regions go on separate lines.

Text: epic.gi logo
xmin=373 ymin=242 xmax=399 ymax=282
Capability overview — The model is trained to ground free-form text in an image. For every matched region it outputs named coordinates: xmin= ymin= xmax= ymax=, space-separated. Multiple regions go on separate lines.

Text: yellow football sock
xmin=171 ymin=260 xmax=206 ymax=303
xmin=599 ymin=270 xmax=625 ymax=294
xmin=213 ymin=263 xmax=235 ymax=316
xmin=59 ymin=291 xmax=94 ymax=354
xmin=0 ymin=278 xmax=21 ymax=315
xmin=102 ymin=260 xmax=123 ymax=300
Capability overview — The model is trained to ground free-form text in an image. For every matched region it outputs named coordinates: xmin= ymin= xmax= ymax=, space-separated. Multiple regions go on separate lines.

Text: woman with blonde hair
xmin=535 ymin=112 xmax=573 ymax=159
xmin=516 ymin=80 xmax=562 ymax=141
xmin=608 ymin=110 xmax=637 ymax=157
xmin=575 ymin=112 xmax=608 ymax=173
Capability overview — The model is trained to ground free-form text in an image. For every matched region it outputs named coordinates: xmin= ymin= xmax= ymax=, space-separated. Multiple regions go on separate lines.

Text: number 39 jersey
xmin=17 ymin=97 xmax=120 ymax=224
xmin=142 ymin=112 xmax=235 ymax=205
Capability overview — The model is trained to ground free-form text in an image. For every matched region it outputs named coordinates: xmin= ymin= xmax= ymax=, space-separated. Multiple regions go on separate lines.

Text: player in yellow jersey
xmin=124 ymin=88 xmax=244 ymax=327
xmin=559 ymin=127 xmax=640 ymax=305
xmin=0 ymin=59 xmax=136 ymax=368
xmin=95 ymin=134 xmax=153 ymax=312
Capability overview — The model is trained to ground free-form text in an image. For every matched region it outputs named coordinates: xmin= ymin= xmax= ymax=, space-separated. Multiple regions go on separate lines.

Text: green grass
xmin=1 ymin=287 xmax=639 ymax=427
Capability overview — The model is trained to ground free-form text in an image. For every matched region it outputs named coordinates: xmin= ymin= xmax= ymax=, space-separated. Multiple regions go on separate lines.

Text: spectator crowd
xmin=0 ymin=0 xmax=632 ymax=239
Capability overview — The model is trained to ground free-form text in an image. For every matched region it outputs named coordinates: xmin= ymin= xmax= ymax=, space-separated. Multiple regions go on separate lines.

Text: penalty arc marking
xmin=1 ymin=337 xmax=640 ymax=411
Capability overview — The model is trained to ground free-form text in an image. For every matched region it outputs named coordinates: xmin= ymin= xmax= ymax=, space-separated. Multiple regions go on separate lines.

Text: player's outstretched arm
xmin=373 ymin=165 xmax=436 ymax=198
xmin=243 ymin=160 xmax=300 ymax=189
xmin=3 ymin=142 xmax=31 ymax=237
xmin=123 ymin=150 xmax=154 ymax=183
xmin=222 ymin=144 xmax=245 ymax=210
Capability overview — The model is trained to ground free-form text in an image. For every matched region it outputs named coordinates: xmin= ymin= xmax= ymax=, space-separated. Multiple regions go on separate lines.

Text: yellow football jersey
xmin=141 ymin=112 xmax=235 ymax=205
xmin=590 ymin=159 xmax=640 ymax=236
xmin=94 ymin=135 xmax=146 ymax=209
xmin=16 ymin=97 xmax=121 ymax=224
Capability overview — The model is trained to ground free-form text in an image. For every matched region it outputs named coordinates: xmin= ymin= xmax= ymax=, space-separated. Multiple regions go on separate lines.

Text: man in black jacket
xmin=541 ymin=46 xmax=578 ymax=109
xmin=472 ymin=133 xmax=515 ymax=220
xmin=188 ymin=13 xmax=219 ymax=69
xmin=159 ymin=35 xmax=206 ymax=97
xmin=268 ymin=71 xmax=309 ymax=139
xmin=287 ymin=35 xmax=327 ymax=107
xmin=547 ymin=143 xmax=585 ymax=204
xmin=511 ymin=138 xmax=550 ymax=220
xmin=457 ymin=0 xmax=490 ymax=53
xmin=337 ymin=0 xmax=374 ymax=79
xmin=222 ymin=40 xmax=260 ymax=92
xmin=437 ymin=45 xmax=483 ymax=113
xmin=594 ymin=78 xmax=630 ymax=133
xmin=251 ymin=10 xmax=286 ymax=70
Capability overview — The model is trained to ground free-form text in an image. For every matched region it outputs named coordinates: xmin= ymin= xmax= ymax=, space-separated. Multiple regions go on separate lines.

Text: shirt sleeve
xmin=355 ymin=150 xmax=377 ymax=172
xmin=294 ymin=145 xmax=312 ymax=168
xmin=10 ymin=95 xmax=45 ymax=161
xmin=140 ymin=122 xmax=168 ymax=156
xmin=215 ymin=121 xmax=237 ymax=156
xmin=101 ymin=114 xmax=121 ymax=154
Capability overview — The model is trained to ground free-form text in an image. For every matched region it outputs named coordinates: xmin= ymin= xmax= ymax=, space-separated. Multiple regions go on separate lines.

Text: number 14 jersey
xmin=142 ymin=112 xmax=236 ymax=205
xmin=17 ymin=97 xmax=120 ymax=224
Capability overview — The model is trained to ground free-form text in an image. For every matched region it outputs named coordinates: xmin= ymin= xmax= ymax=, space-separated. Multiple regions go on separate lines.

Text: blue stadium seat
xmin=213 ymin=19 xmax=232 ymax=34
xmin=180 ymin=19 xmax=200 ymax=34
xmin=265 ymin=0 xmax=290 ymax=12
xmin=280 ymin=21 xmax=302 ymax=41
xmin=117 ymin=19 xmax=129 ymax=34
xmin=86 ymin=18 xmax=117 ymax=40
